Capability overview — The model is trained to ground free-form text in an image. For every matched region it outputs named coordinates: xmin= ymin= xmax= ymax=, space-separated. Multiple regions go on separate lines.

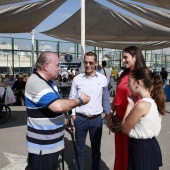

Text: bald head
xmin=34 ymin=51 xmax=60 ymax=81
xmin=35 ymin=51 xmax=57 ymax=70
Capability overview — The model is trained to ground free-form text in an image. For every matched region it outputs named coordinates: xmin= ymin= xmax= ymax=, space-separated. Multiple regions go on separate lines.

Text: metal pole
xmin=31 ymin=30 xmax=35 ymax=72
xmin=57 ymin=41 xmax=60 ymax=57
xmin=36 ymin=40 xmax=39 ymax=61
xmin=12 ymin=38 xmax=14 ymax=76
xmin=77 ymin=43 xmax=79 ymax=58
xmin=81 ymin=0 xmax=85 ymax=72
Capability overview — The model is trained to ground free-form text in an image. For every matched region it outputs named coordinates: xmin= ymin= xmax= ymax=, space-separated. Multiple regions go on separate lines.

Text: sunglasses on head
xmin=83 ymin=61 xmax=96 ymax=65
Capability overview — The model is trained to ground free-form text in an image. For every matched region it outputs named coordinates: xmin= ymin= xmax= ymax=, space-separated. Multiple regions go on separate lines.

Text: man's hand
xmin=72 ymin=115 xmax=76 ymax=122
xmin=65 ymin=123 xmax=75 ymax=134
xmin=79 ymin=93 xmax=90 ymax=105
xmin=65 ymin=118 xmax=75 ymax=134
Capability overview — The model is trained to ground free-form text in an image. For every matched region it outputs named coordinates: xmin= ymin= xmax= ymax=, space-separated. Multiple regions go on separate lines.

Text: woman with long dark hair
xmin=107 ymin=46 xmax=146 ymax=170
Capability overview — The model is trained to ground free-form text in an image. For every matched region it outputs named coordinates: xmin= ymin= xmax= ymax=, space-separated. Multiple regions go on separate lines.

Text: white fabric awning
xmin=0 ymin=0 xmax=28 ymax=6
xmin=42 ymin=0 xmax=170 ymax=50
xmin=133 ymin=0 xmax=170 ymax=10
xmin=0 ymin=0 xmax=66 ymax=33
xmin=57 ymin=38 xmax=170 ymax=50
xmin=108 ymin=0 xmax=170 ymax=28
xmin=83 ymin=40 xmax=170 ymax=50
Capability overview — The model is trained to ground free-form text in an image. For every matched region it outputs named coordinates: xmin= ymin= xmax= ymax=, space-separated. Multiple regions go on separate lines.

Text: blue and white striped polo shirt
xmin=25 ymin=73 xmax=64 ymax=155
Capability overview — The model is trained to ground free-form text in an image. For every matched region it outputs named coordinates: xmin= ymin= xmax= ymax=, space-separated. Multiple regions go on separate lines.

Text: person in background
xmin=70 ymin=68 xmax=75 ymax=76
xmin=96 ymin=65 xmax=102 ymax=73
xmin=3 ymin=73 xmax=10 ymax=84
xmin=67 ymin=74 xmax=73 ymax=85
xmin=0 ymin=81 xmax=8 ymax=87
xmin=0 ymin=81 xmax=8 ymax=112
xmin=107 ymin=46 xmax=146 ymax=170
xmin=12 ymin=74 xmax=26 ymax=106
xmin=100 ymin=60 xmax=111 ymax=85
xmin=0 ymin=74 xmax=4 ymax=82
xmin=160 ymin=67 xmax=168 ymax=85
xmin=15 ymin=74 xmax=19 ymax=81
xmin=69 ymin=51 xmax=110 ymax=170
xmin=121 ymin=67 xmax=165 ymax=170
xmin=61 ymin=69 xmax=68 ymax=80
xmin=75 ymin=68 xmax=80 ymax=76
xmin=152 ymin=68 xmax=159 ymax=78
xmin=24 ymin=51 xmax=90 ymax=170
xmin=111 ymin=66 xmax=118 ymax=82
xmin=8 ymin=75 xmax=16 ymax=88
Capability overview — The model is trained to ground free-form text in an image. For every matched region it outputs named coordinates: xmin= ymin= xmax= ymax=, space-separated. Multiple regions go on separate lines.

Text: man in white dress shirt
xmin=69 ymin=51 xmax=110 ymax=170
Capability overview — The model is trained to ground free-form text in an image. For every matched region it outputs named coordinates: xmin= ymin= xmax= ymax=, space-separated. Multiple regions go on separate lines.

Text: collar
xmin=34 ymin=71 xmax=53 ymax=84
xmin=82 ymin=71 xmax=98 ymax=78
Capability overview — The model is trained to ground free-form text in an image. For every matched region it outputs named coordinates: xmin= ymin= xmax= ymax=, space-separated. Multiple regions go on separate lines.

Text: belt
xmin=76 ymin=113 xmax=101 ymax=119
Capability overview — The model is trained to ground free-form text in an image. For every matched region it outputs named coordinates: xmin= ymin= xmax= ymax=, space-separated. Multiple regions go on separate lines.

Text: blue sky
xmin=0 ymin=0 xmax=143 ymax=41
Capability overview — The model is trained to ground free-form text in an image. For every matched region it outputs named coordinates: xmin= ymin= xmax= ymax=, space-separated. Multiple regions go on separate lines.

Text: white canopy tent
xmin=0 ymin=0 xmax=66 ymax=71
xmin=42 ymin=0 xmax=170 ymax=50
xmin=133 ymin=0 xmax=170 ymax=10
xmin=108 ymin=0 xmax=170 ymax=29
xmin=70 ymin=40 xmax=170 ymax=51
xmin=0 ymin=0 xmax=170 ymax=51
xmin=0 ymin=0 xmax=66 ymax=33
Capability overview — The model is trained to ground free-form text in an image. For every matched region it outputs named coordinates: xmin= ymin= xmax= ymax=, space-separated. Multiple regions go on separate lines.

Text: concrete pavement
xmin=0 ymin=103 xmax=170 ymax=170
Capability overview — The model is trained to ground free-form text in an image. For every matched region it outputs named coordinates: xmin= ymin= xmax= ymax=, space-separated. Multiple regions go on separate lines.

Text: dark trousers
xmin=25 ymin=151 xmax=60 ymax=170
xmin=74 ymin=114 xmax=103 ymax=170
xmin=14 ymin=92 xmax=23 ymax=106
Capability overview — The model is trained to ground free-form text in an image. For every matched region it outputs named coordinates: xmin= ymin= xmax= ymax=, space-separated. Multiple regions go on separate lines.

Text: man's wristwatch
xmin=78 ymin=97 xmax=83 ymax=106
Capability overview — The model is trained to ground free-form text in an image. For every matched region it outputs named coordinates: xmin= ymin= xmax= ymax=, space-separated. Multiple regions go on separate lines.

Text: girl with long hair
xmin=121 ymin=67 xmax=166 ymax=170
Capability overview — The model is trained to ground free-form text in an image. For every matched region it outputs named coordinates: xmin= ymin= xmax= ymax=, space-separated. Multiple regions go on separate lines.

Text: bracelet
xmin=78 ymin=97 xmax=83 ymax=106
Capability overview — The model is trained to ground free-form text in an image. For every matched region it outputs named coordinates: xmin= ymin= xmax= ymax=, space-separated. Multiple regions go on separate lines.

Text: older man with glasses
xmin=69 ymin=51 xmax=110 ymax=170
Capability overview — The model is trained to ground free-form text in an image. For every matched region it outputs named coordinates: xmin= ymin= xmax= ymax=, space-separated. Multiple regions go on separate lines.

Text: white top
xmin=69 ymin=72 xmax=110 ymax=116
xmin=129 ymin=98 xmax=162 ymax=139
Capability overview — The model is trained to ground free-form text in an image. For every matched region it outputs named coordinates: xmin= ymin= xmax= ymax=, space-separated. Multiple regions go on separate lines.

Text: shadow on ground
xmin=58 ymin=137 xmax=110 ymax=170
xmin=0 ymin=110 xmax=27 ymax=129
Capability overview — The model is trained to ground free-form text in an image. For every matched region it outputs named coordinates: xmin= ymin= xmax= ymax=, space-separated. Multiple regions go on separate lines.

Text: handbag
xmin=111 ymin=115 xmax=121 ymax=133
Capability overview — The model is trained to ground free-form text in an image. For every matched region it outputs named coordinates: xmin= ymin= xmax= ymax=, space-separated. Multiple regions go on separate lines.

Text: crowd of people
xmin=22 ymin=47 xmax=167 ymax=170
xmin=0 ymin=73 xmax=29 ymax=106
xmin=0 ymin=67 xmax=80 ymax=106
xmin=0 ymin=46 xmax=168 ymax=170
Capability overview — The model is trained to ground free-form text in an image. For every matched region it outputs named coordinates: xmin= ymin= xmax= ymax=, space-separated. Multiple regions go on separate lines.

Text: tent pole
xmin=31 ymin=29 xmax=35 ymax=73
xmin=81 ymin=0 xmax=85 ymax=72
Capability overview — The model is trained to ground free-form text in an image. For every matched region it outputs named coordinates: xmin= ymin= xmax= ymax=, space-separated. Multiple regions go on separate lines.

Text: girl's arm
xmin=122 ymin=95 xmax=136 ymax=124
xmin=121 ymin=101 xmax=151 ymax=134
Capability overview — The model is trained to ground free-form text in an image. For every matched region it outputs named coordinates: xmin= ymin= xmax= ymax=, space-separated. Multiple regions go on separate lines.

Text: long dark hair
xmin=118 ymin=46 xmax=146 ymax=84
xmin=130 ymin=67 xmax=166 ymax=115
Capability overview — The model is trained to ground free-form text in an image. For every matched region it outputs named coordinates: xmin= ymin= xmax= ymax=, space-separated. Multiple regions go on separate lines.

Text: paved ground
xmin=0 ymin=103 xmax=170 ymax=170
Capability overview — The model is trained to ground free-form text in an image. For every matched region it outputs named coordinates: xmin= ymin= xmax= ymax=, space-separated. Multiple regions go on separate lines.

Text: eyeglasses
xmin=83 ymin=61 xmax=96 ymax=65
